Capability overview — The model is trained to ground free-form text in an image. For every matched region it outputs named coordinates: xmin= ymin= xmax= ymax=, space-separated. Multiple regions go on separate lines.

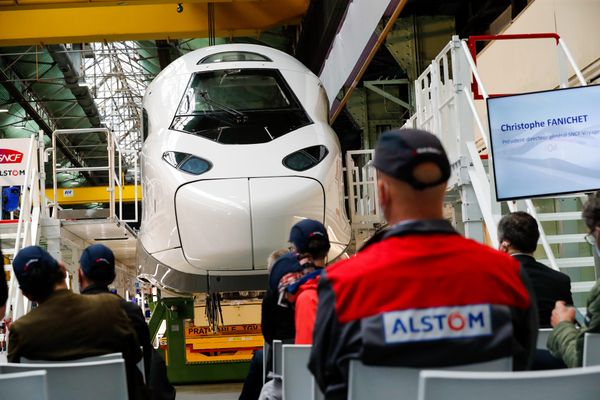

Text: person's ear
xmin=498 ymin=240 xmax=510 ymax=253
xmin=377 ymin=179 xmax=389 ymax=208
xmin=58 ymin=261 xmax=67 ymax=279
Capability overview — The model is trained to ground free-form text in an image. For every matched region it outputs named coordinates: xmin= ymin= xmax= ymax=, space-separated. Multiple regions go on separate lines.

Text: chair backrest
xmin=0 ymin=370 xmax=48 ymax=400
xmin=272 ymin=340 xmax=283 ymax=376
xmin=281 ymin=345 xmax=326 ymax=400
xmin=418 ymin=365 xmax=600 ymax=400
xmin=583 ymin=332 xmax=600 ymax=366
xmin=0 ymin=359 xmax=128 ymax=400
xmin=263 ymin=341 xmax=271 ymax=384
xmin=21 ymin=352 xmax=123 ymax=364
xmin=348 ymin=357 xmax=512 ymax=400
xmin=537 ymin=328 xmax=553 ymax=349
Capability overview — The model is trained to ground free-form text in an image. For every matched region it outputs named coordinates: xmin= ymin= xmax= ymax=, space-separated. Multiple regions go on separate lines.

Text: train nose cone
xmin=175 ymin=177 xmax=325 ymax=271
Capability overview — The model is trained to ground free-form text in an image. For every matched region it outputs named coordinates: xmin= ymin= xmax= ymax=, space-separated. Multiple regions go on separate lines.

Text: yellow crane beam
xmin=48 ymin=185 xmax=142 ymax=205
xmin=0 ymin=0 xmax=308 ymax=46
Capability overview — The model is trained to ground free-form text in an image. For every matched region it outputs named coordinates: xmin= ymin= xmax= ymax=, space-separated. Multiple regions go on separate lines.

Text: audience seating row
xmin=0 ymin=356 xmax=128 ymax=400
xmin=273 ymin=331 xmax=600 ymax=400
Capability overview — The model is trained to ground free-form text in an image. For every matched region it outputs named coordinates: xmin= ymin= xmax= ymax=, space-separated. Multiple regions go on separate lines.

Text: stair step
xmin=538 ymin=257 xmax=595 ymax=269
xmin=0 ymin=232 xmax=20 ymax=240
xmin=537 ymin=212 xmax=582 ymax=221
xmin=546 ymin=234 xmax=587 ymax=244
xmin=571 ymin=281 xmax=597 ymax=293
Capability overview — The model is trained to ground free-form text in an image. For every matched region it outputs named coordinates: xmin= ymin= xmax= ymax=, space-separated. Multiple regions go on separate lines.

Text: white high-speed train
xmin=137 ymin=44 xmax=351 ymax=293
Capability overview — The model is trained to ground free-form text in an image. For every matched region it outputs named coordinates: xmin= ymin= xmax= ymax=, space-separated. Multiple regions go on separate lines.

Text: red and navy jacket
xmin=308 ymin=220 xmax=538 ymax=400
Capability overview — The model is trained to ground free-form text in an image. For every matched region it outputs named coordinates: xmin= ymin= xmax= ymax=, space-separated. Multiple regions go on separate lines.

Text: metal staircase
xmin=402 ymin=33 xmax=597 ymax=307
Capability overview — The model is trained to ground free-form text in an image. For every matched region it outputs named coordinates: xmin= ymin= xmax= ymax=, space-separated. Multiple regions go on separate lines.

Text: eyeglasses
xmin=585 ymin=232 xmax=597 ymax=246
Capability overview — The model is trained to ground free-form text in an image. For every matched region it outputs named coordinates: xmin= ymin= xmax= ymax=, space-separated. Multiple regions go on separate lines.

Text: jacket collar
xmin=80 ymin=283 xmax=110 ymax=295
xmin=359 ymin=219 xmax=457 ymax=251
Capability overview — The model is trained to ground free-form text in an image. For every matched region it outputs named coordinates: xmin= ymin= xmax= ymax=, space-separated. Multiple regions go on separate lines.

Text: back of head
xmin=289 ymin=219 xmax=331 ymax=260
xmin=582 ymin=191 xmax=600 ymax=231
xmin=498 ymin=211 xmax=539 ymax=253
xmin=13 ymin=246 xmax=63 ymax=302
xmin=80 ymin=244 xmax=116 ymax=285
xmin=373 ymin=128 xmax=451 ymax=191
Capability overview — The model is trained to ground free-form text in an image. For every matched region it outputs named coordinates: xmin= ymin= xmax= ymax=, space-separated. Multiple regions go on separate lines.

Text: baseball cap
xmin=289 ymin=219 xmax=329 ymax=253
xmin=373 ymin=128 xmax=451 ymax=190
xmin=12 ymin=246 xmax=60 ymax=292
xmin=79 ymin=244 xmax=115 ymax=282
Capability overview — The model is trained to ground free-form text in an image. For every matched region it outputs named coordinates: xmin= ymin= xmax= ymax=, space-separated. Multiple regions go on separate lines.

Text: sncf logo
xmin=0 ymin=149 xmax=23 ymax=164
xmin=383 ymin=304 xmax=492 ymax=344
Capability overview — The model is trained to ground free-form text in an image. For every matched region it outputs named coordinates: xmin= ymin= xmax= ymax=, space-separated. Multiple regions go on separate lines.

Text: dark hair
xmin=582 ymin=192 xmax=600 ymax=231
xmin=304 ymin=235 xmax=331 ymax=260
xmin=86 ymin=270 xmax=116 ymax=287
xmin=497 ymin=211 xmax=539 ymax=253
xmin=22 ymin=263 xmax=65 ymax=302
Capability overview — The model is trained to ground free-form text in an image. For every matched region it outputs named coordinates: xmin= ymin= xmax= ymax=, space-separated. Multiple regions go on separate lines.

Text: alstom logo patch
xmin=0 ymin=149 xmax=24 ymax=164
xmin=383 ymin=304 xmax=492 ymax=343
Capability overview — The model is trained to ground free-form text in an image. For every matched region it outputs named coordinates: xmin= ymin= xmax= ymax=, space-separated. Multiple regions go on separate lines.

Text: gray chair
xmin=583 ymin=332 xmax=600 ymax=366
xmin=281 ymin=344 xmax=325 ymax=400
xmin=272 ymin=340 xmax=283 ymax=376
xmin=0 ymin=370 xmax=48 ymax=400
xmin=348 ymin=357 xmax=512 ymax=400
xmin=537 ymin=328 xmax=553 ymax=349
xmin=418 ymin=365 xmax=600 ymax=400
xmin=0 ymin=359 xmax=127 ymax=400
xmin=21 ymin=351 xmax=145 ymax=382
xmin=21 ymin=352 xmax=123 ymax=364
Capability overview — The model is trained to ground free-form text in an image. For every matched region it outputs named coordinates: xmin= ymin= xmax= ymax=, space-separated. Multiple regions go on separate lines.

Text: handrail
xmin=6 ymin=135 xmax=42 ymax=321
xmin=50 ymin=128 xmax=139 ymax=224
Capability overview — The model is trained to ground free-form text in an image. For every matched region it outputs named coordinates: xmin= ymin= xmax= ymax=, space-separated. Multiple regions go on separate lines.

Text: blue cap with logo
xmin=12 ymin=246 xmax=60 ymax=291
xmin=79 ymin=244 xmax=115 ymax=282
xmin=289 ymin=219 xmax=328 ymax=253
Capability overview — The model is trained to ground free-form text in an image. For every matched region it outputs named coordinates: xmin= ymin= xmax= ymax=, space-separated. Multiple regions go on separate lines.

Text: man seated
xmin=548 ymin=193 xmax=600 ymax=367
xmin=498 ymin=211 xmax=573 ymax=327
xmin=8 ymin=246 xmax=147 ymax=399
xmin=308 ymin=129 xmax=538 ymax=400
xmin=78 ymin=243 xmax=175 ymax=400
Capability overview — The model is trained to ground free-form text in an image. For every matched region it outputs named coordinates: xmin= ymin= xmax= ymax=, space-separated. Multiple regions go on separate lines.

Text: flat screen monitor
xmin=487 ymin=84 xmax=600 ymax=201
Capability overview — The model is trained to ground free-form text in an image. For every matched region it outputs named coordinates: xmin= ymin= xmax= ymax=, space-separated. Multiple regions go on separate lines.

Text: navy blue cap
xmin=13 ymin=246 xmax=59 ymax=291
xmin=79 ymin=244 xmax=115 ymax=282
xmin=373 ymin=128 xmax=451 ymax=190
xmin=289 ymin=219 xmax=328 ymax=253
xmin=268 ymin=252 xmax=301 ymax=292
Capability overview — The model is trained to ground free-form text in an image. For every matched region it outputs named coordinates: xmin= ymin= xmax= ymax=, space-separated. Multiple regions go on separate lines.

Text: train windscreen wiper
xmin=198 ymin=91 xmax=248 ymax=123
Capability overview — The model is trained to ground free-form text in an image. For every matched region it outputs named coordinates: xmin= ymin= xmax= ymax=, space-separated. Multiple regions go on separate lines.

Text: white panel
xmin=176 ymin=178 xmax=252 ymax=270
xmin=250 ymin=177 xmax=324 ymax=268
xmin=319 ymin=0 xmax=391 ymax=103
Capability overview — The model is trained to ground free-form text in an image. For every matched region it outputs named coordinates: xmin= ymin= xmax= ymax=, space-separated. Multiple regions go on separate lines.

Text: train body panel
xmin=138 ymin=44 xmax=351 ymax=293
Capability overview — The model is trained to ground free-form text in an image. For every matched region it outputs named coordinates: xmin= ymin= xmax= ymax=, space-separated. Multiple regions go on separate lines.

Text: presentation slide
xmin=487 ymin=84 xmax=600 ymax=201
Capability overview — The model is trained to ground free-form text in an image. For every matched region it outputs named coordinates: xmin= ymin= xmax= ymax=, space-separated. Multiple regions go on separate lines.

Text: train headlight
xmin=283 ymin=145 xmax=329 ymax=171
xmin=162 ymin=151 xmax=212 ymax=175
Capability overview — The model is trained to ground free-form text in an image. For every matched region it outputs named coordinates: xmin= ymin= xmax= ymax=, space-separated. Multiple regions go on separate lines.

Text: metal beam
xmin=0 ymin=67 xmax=96 ymax=184
xmin=0 ymin=1 xmax=308 ymax=47
xmin=363 ymin=80 xmax=412 ymax=111
xmin=46 ymin=44 xmax=102 ymax=128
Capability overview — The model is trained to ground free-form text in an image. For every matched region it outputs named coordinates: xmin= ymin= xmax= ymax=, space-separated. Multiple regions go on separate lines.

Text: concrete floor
xmin=175 ymin=383 xmax=243 ymax=400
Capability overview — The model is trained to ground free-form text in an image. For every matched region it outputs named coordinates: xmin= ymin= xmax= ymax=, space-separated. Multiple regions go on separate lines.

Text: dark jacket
xmin=262 ymin=252 xmax=301 ymax=345
xmin=82 ymin=284 xmax=175 ymax=400
xmin=8 ymin=289 xmax=147 ymax=400
xmin=513 ymin=254 xmax=573 ymax=328
xmin=308 ymin=220 xmax=538 ymax=400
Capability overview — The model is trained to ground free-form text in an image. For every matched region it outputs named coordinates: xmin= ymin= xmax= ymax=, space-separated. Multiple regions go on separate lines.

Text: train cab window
xmin=170 ymin=69 xmax=312 ymax=144
xmin=142 ymin=108 xmax=149 ymax=141
xmin=198 ymin=51 xmax=272 ymax=64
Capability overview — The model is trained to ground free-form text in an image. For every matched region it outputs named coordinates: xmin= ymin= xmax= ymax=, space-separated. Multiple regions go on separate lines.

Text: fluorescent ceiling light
xmin=78 ymin=82 xmax=90 ymax=87
xmin=0 ymin=109 xmax=9 ymax=113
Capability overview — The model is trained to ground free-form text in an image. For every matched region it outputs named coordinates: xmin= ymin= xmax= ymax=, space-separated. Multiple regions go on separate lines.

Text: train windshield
xmin=170 ymin=69 xmax=312 ymax=144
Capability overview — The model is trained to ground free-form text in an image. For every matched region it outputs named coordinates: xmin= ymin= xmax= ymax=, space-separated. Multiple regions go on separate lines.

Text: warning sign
xmin=186 ymin=324 xmax=261 ymax=337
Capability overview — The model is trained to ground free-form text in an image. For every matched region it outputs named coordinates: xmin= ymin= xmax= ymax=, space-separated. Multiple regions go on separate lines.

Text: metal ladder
xmin=404 ymin=33 xmax=596 ymax=305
